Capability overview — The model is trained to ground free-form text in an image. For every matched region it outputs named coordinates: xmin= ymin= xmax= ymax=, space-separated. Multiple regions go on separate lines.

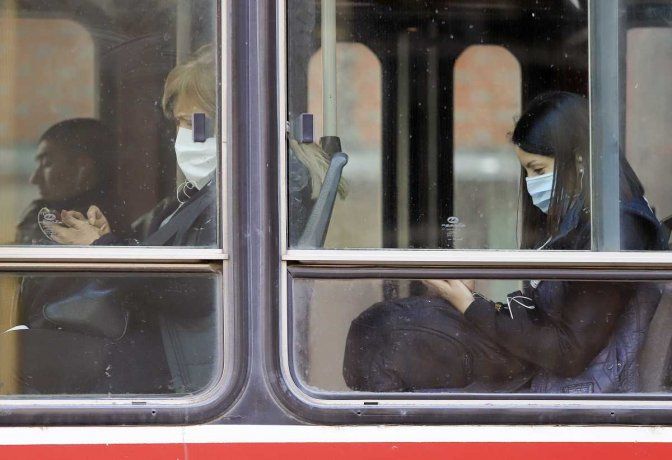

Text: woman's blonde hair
xmin=162 ymin=44 xmax=217 ymax=120
xmin=163 ymin=44 xmax=347 ymax=200
xmin=288 ymin=136 xmax=348 ymax=199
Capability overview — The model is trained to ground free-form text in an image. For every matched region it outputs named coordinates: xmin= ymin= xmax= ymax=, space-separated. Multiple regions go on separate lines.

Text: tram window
xmin=1 ymin=0 xmax=220 ymax=248
xmin=0 ymin=18 xmax=96 ymax=245
xmin=289 ymin=274 xmax=671 ymax=395
xmin=0 ymin=0 xmax=232 ymax=423
xmin=305 ymin=44 xmax=382 ymax=248
xmin=0 ymin=270 xmax=222 ymax=397
xmin=286 ymin=0 xmax=589 ymax=250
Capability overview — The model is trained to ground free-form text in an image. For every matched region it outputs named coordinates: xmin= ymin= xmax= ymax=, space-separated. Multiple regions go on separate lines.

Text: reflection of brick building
xmin=0 ymin=19 xmax=95 ymax=146
xmin=453 ymin=46 xmax=521 ymax=250
xmin=308 ymin=44 xmax=383 ymax=248
xmin=0 ymin=18 xmax=94 ymax=243
xmin=308 ymin=44 xmax=521 ymax=153
xmin=454 ymin=45 xmax=521 ymax=152
xmin=305 ymin=43 xmax=522 ymax=249
xmin=308 ymin=44 xmax=381 ymax=153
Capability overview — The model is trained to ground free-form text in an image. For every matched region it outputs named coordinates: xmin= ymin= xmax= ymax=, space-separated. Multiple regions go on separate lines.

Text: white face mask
xmin=174 ymin=127 xmax=217 ymax=190
xmin=525 ymin=171 xmax=554 ymax=214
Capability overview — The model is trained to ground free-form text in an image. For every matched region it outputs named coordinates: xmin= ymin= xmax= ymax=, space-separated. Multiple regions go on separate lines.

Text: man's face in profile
xmin=30 ymin=140 xmax=87 ymax=202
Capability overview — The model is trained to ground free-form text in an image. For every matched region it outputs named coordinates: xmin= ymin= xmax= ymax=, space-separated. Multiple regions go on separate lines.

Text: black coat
xmin=463 ymin=196 xmax=667 ymax=391
xmin=344 ymin=195 xmax=668 ymax=392
xmin=92 ymin=182 xmax=219 ymax=393
xmin=96 ymin=181 xmax=217 ymax=248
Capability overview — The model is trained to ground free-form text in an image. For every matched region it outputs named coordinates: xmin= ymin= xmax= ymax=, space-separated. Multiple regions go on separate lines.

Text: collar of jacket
xmin=621 ymin=195 xmax=668 ymax=249
xmin=541 ymin=196 xmax=587 ymax=249
xmin=543 ymin=194 xmax=665 ymax=250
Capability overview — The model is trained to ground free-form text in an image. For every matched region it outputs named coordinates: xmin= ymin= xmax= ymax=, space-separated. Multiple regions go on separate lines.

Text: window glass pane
xmin=287 ymin=1 xmax=590 ymax=250
xmin=0 ymin=0 xmax=219 ymax=248
xmin=625 ymin=5 xmax=672 ymax=251
xmin=453 ymin=46 xmax=521 ymax=249
xmin=0 ymin=271 xmax=221 ymax=396
xmin=290 ymin=275 xmax=669 ymax=394
xmin=306 ymin=44 xmax=383 ymax=248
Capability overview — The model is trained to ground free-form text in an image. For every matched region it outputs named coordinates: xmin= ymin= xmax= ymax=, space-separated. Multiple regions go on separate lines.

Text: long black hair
xmin=512 ymin=91 xmax=644 ymax=249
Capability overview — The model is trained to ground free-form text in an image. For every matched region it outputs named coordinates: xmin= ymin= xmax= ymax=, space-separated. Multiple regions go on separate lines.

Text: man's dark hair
xmin=39 ymin=118 xmax=115 ymax=188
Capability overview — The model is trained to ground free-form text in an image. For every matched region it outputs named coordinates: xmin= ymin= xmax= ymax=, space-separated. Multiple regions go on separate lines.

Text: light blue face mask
xmin=525 ymin=172 xmax=554 ymax=214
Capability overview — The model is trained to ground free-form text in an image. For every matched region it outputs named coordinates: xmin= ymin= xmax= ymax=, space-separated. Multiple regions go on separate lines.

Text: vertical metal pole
xmin=427 ymin=25 xmax=439 ymax=247
xmin=176 ymin=1 xmax=192 ymax=64
xmin=589 ymin=0 xmax=624 ymax=251
xmin=321 ymin=0 xmax=337 ymax=137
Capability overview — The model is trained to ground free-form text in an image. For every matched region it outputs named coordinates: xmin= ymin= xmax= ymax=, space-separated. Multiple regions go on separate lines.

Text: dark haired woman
xmin=343 ymin=91 xmax=667 ymax=393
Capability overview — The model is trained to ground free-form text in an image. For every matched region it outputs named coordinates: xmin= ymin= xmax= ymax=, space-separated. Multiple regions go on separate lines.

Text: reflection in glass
xmin=0 ymin=271 xmax=220 ymax=396
xmin=287 ymin=1 xmax=589 ymax=249
xmin=291 ymin=276 xmax=669 ymax=394
xmin=306 ymin=44 xmax=382 ymax=248
xmin=0 ymin=1 xmax=219 ymax=247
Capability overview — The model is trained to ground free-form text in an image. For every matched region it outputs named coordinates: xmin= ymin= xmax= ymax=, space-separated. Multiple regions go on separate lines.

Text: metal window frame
xmin=275 ymin=0 xmax=672 ymax=424
xmin=284 ymin=266 xmax=672 ymax=406
xmin=0 ymin=263 xmax=240 ymax=425
xmin=277 ymin=265 xmax=672 ymax=424
xmin=589 ymin=0 xmax=625 ymax=251
xmin=0 ymin=0 xmax=243 ymax=426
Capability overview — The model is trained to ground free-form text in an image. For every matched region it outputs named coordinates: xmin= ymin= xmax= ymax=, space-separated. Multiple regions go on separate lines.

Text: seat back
xmin=297 ymin=151 xmax=349 ymax=248
xmin=639 ymin=283 xmax=672 ymax=392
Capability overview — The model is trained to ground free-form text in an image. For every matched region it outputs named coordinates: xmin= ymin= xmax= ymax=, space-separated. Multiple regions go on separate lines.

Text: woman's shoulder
xmin=548 ymin=195 xmax=666 ymax=251
xmin=620 ymin=195 xmax=668 ymax=250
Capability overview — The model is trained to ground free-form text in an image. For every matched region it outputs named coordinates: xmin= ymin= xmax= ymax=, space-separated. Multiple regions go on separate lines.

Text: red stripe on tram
xmin=2 ymin=442 xmax=672 ymax=460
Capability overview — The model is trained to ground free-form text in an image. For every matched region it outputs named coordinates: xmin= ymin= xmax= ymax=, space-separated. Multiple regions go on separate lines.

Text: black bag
xmin=343 ymin=296 xmax=534 ymax=392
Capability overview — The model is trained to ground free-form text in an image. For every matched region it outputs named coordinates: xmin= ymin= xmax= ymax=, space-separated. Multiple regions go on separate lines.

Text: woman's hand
xmin=46 ymin=207 xmax=111 ymax=245
xmin=423 ymin=279 xmax=475 ymax=314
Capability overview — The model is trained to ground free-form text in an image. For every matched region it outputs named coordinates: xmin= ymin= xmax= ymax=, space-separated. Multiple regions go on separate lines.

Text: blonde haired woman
xmin=52 ymin=43 xmax=341 ymax=247
xmin=24 ymin=45 xmax=222 ymax=394
xmin=50 ymin=45 xmax=219 ymax=247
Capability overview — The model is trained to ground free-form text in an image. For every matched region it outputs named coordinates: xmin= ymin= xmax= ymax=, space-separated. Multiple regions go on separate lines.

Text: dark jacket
xmin=95 ymin=181 xmax=217 ymax=247
xmin=464 ymin=196 xmax=667 ymax=393
xmin=93 ymin=181 xmax=219 ymax=393
xmin=17 ymin=182 xmax=218 ymax=394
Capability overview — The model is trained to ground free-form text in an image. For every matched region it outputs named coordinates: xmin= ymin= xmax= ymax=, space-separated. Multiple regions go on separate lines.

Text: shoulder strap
xmin=144 ymin=191 xmax=214 ymax=246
